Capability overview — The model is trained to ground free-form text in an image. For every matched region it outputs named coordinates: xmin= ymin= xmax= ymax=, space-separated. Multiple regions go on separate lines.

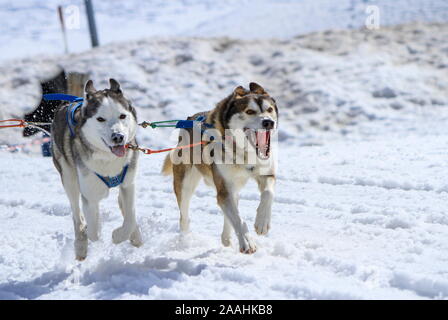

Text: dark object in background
xmin=41 ymin=133 xmax=52 ymax=157
xmin=23 ymin=69 xmax=88 ymax=157
xmin=23 ymin=70 xmax=88 ymax=138
xmin=23 ymin=69 xmax=67 ymax=137
xmin=85 ymin=0 xmax=100 ymax=47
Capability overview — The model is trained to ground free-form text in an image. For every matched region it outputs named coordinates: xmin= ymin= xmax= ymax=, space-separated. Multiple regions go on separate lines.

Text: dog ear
xmin=85 ymin=80 xmax=96 ymax=94
xmin=233 ymin=86 xmax=248 ymax=98
xmin=109 ymin=78 xmax=122 ymax=94
xmin=84 ymin=80 xmax=96 ymax=100
xmin=249 ymin=82 xmax=267 ymax=95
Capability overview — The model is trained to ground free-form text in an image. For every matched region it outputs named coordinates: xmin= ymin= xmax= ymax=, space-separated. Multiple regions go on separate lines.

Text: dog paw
xmin=221 ymin=235 xmax=232 ymax=247
xmin=74 ymin=238 xmax=88 ymax=261
xmin=112 ymin=227 xmax=128 ymax=244
xmin=239 ymin=234 xmax=257 ymax=254
xmin=179 ymin=218 xmax=190 ymax=233
xmin=255 ymin=210 xmax=271 ymax=235
xmin=130 ymin=227 xmax=143 ymax=248
xmin=130 ymin=238 xmax=143 ymax=247
xmin=86 ymin=227 xmax=99 ymax=242
xmin=254 ymin=219 xmax=270 ymax=235
xmin=76 ymin=255 xmax=86 ymax=261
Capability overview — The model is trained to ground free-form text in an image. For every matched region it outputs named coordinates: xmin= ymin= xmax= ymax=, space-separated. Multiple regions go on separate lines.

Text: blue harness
xmin=175 ymin=115 xmax=214 ymax=131
xmin=65 ymin=102 xmax=83 ymax=137
xmin=94 ymin=165 xmax=129 ymax=188
xmin=44 ymin=94 xmax=129 ymax=188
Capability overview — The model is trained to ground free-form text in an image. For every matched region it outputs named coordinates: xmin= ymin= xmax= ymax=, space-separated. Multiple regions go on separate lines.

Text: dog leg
xmin=217 ymin=192 xmax=256 ymax=254
xmin=255 ymin=175 xmax=275 ymax=235
xmin=118 ymin=187 xmax=142 ymax=247
xmin=112 ymin=184 xmax=138 ymax=244
xmin=81 ymin=195 xmax=100 ymax=242
xmin=214 ymin=170 xmax=256 ymax=254
xmin=174 ymin=166 xmax=201 ymax=233
xmin=62 ymin=174 xmax=87 ymax=260
xmin=221 ymin=194 xmax=237 ymax=247
xmin=221 ymin=215 xmax=233 ymax=247
xmin=71 ymin=193 xmax=87 ymax=260
xmin=65 ymin=188 xmax=88 ymax=261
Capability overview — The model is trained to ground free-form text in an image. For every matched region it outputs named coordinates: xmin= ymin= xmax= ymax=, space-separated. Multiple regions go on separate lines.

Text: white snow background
xmin=0 ymin=0 xmax=448 ymax=299
xmin=2 ymin=0 xmax=448 ymax=62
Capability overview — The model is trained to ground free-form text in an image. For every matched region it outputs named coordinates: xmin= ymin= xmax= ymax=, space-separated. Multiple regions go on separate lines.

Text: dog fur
xmin=51 ymin=79 xmax=142 ymax=260
xmin=162 ymin=83 xmax=278 ymax=254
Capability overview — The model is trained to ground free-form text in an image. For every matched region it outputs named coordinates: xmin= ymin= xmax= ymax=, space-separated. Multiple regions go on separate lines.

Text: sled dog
xmin=162 ymin=83 xmax=278 ymax=253
xmin=52 ymin=79 xmax=142 ymax=260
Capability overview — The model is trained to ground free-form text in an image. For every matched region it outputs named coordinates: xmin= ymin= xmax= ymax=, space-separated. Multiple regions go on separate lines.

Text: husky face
xmin=80 ymin=79 xmax=137 ymax=158
xmin=225 ymin=83 xmax=278 ymax=159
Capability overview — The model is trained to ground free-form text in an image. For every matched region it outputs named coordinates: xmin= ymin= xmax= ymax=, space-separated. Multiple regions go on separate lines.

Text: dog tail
xmin=161 ymin=154 xmax=173 ymax=176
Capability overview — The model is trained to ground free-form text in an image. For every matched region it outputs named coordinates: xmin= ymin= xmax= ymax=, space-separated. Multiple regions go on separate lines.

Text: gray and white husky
xmin=52 ymin=79 xmax=142 ymax=260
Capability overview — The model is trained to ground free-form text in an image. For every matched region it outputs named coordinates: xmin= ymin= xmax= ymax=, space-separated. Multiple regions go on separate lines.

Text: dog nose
xmin=111 ymin=132 xmax=124 ymax=144
xmin=262 ymin=119 xmax=275 ymax=130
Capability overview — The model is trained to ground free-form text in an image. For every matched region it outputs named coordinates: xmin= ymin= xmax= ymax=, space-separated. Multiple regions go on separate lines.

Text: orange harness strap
xmin=126 ymin=141 xmax=205 ymax=155
xmin=0 ymin=119 xmax=26 ymax=129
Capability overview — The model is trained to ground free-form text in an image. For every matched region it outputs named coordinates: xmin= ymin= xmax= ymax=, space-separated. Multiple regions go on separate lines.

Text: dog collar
xmin=95 ymin=165 xmax=129 ymax=188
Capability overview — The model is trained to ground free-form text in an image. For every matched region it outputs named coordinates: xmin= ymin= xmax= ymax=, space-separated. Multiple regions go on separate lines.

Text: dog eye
xmin=97 ymin=117 xmax=106 ymax=122
xmin=246 ymin=110 xmax=256 ymax=115
xmin=266 ymin=107 xmax=273 ymax=113
xmin=119 ymin=114 xmax=126 ymax=120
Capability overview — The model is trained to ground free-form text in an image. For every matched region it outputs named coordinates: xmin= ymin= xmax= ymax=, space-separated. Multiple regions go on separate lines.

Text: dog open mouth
xmin=103 ymin=139 xmax=126 ymax=157
xmin=245 ymin=128 xmax=271 ymax=160
xmin=110 ymin=145 xmax=126 ymax=157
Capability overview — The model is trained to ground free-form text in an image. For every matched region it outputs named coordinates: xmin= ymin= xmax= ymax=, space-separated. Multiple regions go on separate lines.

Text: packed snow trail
xmin=1 ymin=23 xmax=447 ymax=148
xmin=1 ymin=118 xmax=448 ymax=299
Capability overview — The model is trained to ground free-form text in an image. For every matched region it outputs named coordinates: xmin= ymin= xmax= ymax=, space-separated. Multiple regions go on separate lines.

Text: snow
xmin=1 ymin=1 xmax=448 ymax=300
xmin=2 ymin=120 xmax=448 ymax=299
xmin=1 ymin=0 xmax=448 ymax=61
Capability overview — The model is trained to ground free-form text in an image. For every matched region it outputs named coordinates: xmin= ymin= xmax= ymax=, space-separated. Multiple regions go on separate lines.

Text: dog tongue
xmin=256 ymin=130 xmax=270 ymax=158
xmin=111 ymin=145 xmax=126 ymax=157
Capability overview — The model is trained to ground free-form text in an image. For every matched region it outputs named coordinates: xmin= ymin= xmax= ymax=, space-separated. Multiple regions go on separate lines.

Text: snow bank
xmin=0 ymin=22 xmax=447 ymax=146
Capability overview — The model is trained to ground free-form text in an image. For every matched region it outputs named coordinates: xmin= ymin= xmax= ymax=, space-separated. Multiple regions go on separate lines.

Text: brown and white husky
xmin=162 ymin=83 xmax=278 ymax=254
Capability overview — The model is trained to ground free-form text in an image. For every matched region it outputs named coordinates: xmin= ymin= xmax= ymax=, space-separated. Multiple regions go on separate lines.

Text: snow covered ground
xmin=1 ymin=1 xmax=448 ymax=300
xmin=1 ymin=118 xmax=448 ymax=299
